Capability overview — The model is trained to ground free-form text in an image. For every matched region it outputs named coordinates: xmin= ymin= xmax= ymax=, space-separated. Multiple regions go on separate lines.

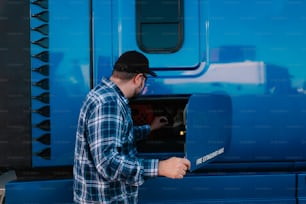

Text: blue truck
xmin=1 ymin=0 xmax=306 ymax=203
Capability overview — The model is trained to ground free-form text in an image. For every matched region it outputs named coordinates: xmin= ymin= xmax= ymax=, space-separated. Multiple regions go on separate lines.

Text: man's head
xmin=111 ymin=51 xmax=156 ymax=98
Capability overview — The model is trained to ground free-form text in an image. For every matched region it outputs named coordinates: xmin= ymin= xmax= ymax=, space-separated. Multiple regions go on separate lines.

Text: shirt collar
xmin=101 ymin=77 xmax=129 ymax=104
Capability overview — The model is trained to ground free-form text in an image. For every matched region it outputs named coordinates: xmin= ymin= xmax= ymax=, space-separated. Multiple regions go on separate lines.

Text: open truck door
xmin=185 ymin=94 xmax=232 ymax=171
xmin=132 ymin=94 xmax=232 ymax=172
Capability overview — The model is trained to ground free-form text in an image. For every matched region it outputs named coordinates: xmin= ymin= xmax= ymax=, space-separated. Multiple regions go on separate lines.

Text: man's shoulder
xmin=88 ymin=85 xmax=118 ymax=104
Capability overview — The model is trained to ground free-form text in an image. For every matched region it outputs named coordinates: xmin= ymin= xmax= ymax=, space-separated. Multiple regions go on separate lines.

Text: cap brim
xmin=148 ymin=70 xmax=157 ymax=77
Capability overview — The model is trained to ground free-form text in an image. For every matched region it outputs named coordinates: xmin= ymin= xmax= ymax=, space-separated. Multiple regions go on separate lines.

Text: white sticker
xmin=196 ymin=147 xmax=224 ymax=166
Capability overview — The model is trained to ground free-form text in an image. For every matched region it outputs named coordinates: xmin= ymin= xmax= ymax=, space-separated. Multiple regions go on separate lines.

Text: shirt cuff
xmin=142 ymin=159 xmax=159 ymax=177
xmin=143 ymin=124 xmax=151 ymax=137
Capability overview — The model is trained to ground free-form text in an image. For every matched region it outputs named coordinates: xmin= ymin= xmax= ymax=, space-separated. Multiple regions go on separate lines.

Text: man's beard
xmin=130 ymin=86 xmax=142 ymax=100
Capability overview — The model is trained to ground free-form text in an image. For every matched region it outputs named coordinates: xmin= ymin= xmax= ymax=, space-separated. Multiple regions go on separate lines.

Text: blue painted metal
xmin=298 ymin=174 xmax=306 ymax=204
xmin=5 ymin=0 xmax=306 ymax=203
xmin=32 ymin=1 xmax=306 ymax=169
xmin=31 ymin=0 xmax=91 ymax=166
xmin=91 ymin=0 xmax=306 ymax=171
xmin=91 ymin=0 xmax=306 ymax=202
xmin=139 ymin=173 xmax=297 ymax=203
xmin=5 ymin=173 xmax=298 ymax=204
xmin=5 ymin=179 xmax=73 ymax=204
xmin=46 ymin=0 xmax=90 ymax=167
xmin=28 ymin=0 xmax=306 ymax=169
xmin=185 ymin=94 xmax=231 ymax=171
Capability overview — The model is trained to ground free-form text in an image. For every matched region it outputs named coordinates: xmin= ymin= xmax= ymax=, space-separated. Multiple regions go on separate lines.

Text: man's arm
xmin=133 ymin=116 xmax=168 ymax=141
xmin=87 ymin=101 xmax=157 ymax=186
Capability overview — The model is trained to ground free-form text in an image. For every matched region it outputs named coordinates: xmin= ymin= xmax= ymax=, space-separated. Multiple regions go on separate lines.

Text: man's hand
xmin=150 ymin=116 xmax=168 ymax=131
xmin=158 ymin=157 xmax=191 ymax=179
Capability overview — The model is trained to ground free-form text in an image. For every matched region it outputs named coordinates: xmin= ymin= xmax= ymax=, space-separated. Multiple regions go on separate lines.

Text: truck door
xmin=132 ymin=94 xmax=232 ymax=172
xmin=93 ymin=0 xmax=205 ymax=82
xmin=185 ymin=94 xmax=232 ymax=171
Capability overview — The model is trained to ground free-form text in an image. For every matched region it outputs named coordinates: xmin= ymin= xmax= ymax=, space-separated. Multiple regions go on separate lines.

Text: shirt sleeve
xmin=141 ymin=158 xmax=159 ymax=178
xmin=133 ymin=125 xmax=151 ymax=141
xmin=86 ymin=100 xmax=158 ymax=186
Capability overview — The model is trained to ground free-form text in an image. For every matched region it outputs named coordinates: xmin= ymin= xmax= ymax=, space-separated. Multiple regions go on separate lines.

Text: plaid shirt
xmin=73 ymin=78 xmax=158 ymax=204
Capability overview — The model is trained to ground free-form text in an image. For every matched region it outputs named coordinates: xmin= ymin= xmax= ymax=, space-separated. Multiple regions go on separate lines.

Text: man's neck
xmin=110 ymin=76 xmax=132 ymax=99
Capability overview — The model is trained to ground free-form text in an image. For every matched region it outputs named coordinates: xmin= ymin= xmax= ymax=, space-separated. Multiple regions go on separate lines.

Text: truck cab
xmin=1 ymin=0 xmax=306 ymax=203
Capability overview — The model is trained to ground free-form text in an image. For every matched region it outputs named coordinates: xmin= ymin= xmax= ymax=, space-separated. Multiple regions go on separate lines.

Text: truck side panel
xmin=3 ymin=0 xmax=306 ymax=203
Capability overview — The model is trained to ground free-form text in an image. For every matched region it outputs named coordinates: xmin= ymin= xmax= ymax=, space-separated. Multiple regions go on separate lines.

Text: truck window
xmin=136 ymin=0 xmax=184 ymax=53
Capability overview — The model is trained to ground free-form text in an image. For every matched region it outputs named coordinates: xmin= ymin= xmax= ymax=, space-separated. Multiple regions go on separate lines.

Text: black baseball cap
xmin=114 ymin=51 xmax=157 ymax=77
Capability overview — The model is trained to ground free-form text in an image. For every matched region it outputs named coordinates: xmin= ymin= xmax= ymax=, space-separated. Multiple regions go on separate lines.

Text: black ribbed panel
xmin=0 ymin=1 xmax=32 ymax=168
xmin=31 ymin=0 xmax=51 ymax=161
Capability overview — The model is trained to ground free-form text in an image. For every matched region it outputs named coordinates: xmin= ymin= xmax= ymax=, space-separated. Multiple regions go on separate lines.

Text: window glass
xmin=136 ymin=0 xmax=184 ymax=53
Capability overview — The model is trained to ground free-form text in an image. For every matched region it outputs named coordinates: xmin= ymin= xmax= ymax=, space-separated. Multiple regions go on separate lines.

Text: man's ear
xmin=133 ymin=73 xmax=143 ymax=85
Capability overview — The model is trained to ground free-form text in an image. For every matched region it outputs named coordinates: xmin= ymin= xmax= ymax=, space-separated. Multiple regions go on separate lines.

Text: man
xmin=73 ymin=50 xmax=190 ymax=204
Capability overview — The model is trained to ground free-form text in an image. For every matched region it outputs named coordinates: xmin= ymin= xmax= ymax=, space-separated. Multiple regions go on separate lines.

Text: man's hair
xmin=112 ymin=69 xmax=137 ymax=81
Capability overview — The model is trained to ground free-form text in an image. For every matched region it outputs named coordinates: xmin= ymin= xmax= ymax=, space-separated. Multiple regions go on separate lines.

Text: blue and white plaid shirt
xmin=73 ymin=78 xmax=158 ymax=204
